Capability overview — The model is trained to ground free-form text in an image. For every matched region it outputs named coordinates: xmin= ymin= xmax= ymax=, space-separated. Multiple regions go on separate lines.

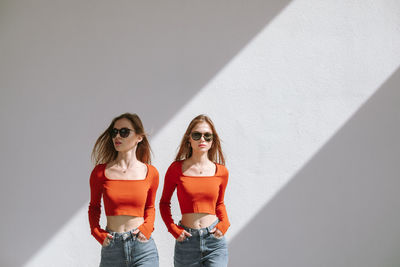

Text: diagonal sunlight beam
xmin=228 ymin=67 xmax=400 ymax=267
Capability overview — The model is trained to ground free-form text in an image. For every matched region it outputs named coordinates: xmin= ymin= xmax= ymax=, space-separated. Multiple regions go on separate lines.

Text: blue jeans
xmin=174 ymin=220 xmax=228 ymax=267
xmin=100 ymin=228 xmax=159 ymax=267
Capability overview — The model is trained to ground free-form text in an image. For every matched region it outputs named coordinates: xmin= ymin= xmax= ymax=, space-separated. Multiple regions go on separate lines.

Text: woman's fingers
xmin=213 ymin=229 xmax=223 ymax=238
xmin=176 ymin=230 xmax=189 ymax=241
xmin=138 ymin=232 xmax=148 ymax=241
xmin=179 ymin=231 xmax=185 ymax=241
xmin=176 ymin=229 xmax=224 ymax=240
xmin=132 ymin=229 xmax=140 ymax=235
xmin=102 ymin=235 xmax=112 ymax=247
xmin=184 ymin=230 xmax=192 ymax=237
xmin=104 ymin=230 xmax=151 ymax=244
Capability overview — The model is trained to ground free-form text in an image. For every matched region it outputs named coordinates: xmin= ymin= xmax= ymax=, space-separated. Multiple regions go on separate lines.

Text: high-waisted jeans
xmin=100 ymin=228 xmax=159 ymax=267
xmin=174 ymin=220 xmax=228 ymax=267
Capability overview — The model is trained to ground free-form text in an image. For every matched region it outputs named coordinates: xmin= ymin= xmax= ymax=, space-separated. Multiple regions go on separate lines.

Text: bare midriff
xmin=106 ymin=215 xmax=144 ymax=232
xmin=181 ymin=213 xmax=218 ymax=229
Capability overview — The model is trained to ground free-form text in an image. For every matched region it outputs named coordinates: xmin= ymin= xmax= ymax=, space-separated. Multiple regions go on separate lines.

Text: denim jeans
xmin=174 ymin=220 xmax=228 ymax=267
xmin=100 ymin=228 xmax=159 ymax=267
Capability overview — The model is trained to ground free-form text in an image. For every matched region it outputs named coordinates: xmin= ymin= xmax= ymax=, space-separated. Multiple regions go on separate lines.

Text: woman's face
xmin=189 ymin=122 xmax=213 ymax=154
xmin=112 ymin=118 xmax=142 ymax=153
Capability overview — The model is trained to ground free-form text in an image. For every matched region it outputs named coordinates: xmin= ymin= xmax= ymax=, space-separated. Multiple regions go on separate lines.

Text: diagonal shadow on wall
xmin=0 ymin=1 xmax=292 ymax=266
xmin=229 ymin=67 xmax=400 ymax=267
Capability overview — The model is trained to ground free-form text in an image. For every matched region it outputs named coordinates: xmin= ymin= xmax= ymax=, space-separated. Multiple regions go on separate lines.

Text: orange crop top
xmin=159 ymin=160 xmax=230 ymax=238
xmin=88 ymin=163 xmax=159 ymax=244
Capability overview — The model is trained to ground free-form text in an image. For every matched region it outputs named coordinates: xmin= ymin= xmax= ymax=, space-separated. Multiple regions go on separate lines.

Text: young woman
xmin=88 ymin=113 xmax=159 ymax=267
xmin=160 ymin=115 xmax=230 ymax=267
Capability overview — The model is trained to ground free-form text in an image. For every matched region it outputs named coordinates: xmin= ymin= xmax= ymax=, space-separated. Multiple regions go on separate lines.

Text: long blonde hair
xmin=175 ymin=115 xmax=225 ymax=165
xmin=91 ymin=113 xmax=152 ymax=165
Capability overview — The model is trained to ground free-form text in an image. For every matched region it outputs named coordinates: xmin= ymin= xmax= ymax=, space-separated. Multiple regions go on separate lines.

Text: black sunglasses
xmin=191 ymin=131 xmax=213 ymax=142
xmin=110 ymin=128 xmax=135 ymax=138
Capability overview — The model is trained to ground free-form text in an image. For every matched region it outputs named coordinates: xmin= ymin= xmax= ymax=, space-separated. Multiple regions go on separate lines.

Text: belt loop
xmin=131 ymin=227 xmax=137 ymax=239
xmin=207 ymin=225 xmax=212 ymax=234
xmin=207 ymin=219 xmax=218 ymax=234
xmin=108 ymin=229 xmax=115 ymax=238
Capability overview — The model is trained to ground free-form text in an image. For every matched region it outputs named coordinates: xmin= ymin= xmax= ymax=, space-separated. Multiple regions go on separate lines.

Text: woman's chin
xmin=193 ymin=148 xmax=210 ymax=153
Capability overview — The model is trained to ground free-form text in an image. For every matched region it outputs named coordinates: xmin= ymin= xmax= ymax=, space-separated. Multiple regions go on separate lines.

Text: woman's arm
xmin=88 ymin=165 xmax=109 ymax=245
xmin=138 ymin=166 xmax=159 ymax=239
xmin=215 ymin=166 xmax=230 ymax=235
xmin=159 ymin=162 xmax=184 ymax=238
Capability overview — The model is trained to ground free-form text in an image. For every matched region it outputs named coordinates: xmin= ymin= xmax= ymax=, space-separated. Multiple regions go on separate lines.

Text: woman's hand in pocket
xmin=102 ymin=234 xmax=113 ymax=247
xmin=132 ymin=229 xmax=148 ymax=242
xmin=210 ymin=228 xmax=223 ymax=239
xmin=176 ymin=230 xmax=192 ymax=242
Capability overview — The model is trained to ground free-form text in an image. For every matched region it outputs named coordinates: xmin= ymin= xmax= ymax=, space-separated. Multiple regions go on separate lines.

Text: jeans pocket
xmin=102 ymin=238 xmax=114 ymax=249
xmin=210 ymin=233 xmax=224 ymax=240
xmin=176 ymin=236 xmax=189 ymax=244
xmin=137 ymin=236 xmax=151 ymax=243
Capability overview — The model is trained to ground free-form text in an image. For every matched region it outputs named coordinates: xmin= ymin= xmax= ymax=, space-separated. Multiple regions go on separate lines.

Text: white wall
xmin=1 ymin=1 xmax=399 ymax=266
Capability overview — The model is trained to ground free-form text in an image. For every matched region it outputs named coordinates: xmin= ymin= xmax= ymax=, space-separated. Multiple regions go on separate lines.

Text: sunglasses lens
xmin=191 ymin=132 xmax=202 ymax=141
xmin=119 ymin=128 xmax=130 ymax=138
xmin=110 ymin=128 xmax=131 ymax=138
xmin=191 ymin=132 xmax=213 ymax=142
xmin=111 ymin=128 xmax=118 ymax=138
xmin=204 ymin=133 xmax=213 ymax=142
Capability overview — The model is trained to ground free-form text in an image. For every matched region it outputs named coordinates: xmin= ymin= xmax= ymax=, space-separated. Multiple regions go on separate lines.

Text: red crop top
xmin=88 ymin=163 xmax=159 ymax=244
xmin=159 ymin=160 xmax=230 ymax=238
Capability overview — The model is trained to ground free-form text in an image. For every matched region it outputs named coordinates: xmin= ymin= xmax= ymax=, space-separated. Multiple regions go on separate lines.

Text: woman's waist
xmin=180 ymin=213 xmax=217 ymax=229
xmin=179 ymin=216 xmax=219 ymax=234
xmin=106 ymin=215 xmax=144 ymax=233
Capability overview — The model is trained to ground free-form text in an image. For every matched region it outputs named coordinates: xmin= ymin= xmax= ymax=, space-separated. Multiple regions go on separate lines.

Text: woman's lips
xmin=199 ymin=144 xmax=207 ymax=147
xmin=115 ymin=141 xmax=122 ymax=146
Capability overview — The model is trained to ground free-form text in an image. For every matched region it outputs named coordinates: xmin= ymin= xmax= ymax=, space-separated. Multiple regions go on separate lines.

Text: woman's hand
xmin=132 ymin=229 xmax=148 ymax=242
xmin=102 ymin=234 xmax=113 ymax=247
xmin=210 ymin=228 xmax=223 ymax=238
xmin=176 ymin=230 xmax=192 ymax=242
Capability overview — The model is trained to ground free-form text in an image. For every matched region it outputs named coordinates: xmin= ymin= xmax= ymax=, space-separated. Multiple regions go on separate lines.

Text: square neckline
xmin=179 ymin=160 xmax=218 ymax=178
xmin=103 ymin=163 xmax=150 ymax=181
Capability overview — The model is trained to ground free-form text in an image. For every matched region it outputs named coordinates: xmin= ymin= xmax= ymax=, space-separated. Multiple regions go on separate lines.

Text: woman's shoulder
xmin=146 ymin=163 xmax=159 ymax=176
xmin=165 ymin=160 xmax=183 ymax=176
xmin=90 ymin=163 xmax=106 ymax=180
xmin=216 ymin=163 xmax=229 ymax=176
xmin=169 ymin=160 xmax=183 ymax=169
xmin=92 ymin=163 xmax=106 ymax=171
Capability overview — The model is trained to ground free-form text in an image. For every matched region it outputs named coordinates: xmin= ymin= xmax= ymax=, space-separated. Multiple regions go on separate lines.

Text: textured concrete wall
xmin=1 ymin=1 xmax=399 ymax=266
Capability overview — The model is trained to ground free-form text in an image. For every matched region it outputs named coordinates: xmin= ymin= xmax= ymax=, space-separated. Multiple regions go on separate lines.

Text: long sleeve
xmin=138 ymin=166 xmax=159 ymax=239
xmin=88 ymin=165 xmax=108 ymax=245
xmin=159 ymin=162 xmax=184 ymax=238
xmin=215 ymin=167 xmax=230 ymax=234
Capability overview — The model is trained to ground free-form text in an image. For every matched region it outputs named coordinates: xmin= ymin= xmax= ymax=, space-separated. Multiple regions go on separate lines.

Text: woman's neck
xmin=115 ymin=151 xmax=140 ymax=168
xmin=189 ymin=152 xmax=210 ymax=164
